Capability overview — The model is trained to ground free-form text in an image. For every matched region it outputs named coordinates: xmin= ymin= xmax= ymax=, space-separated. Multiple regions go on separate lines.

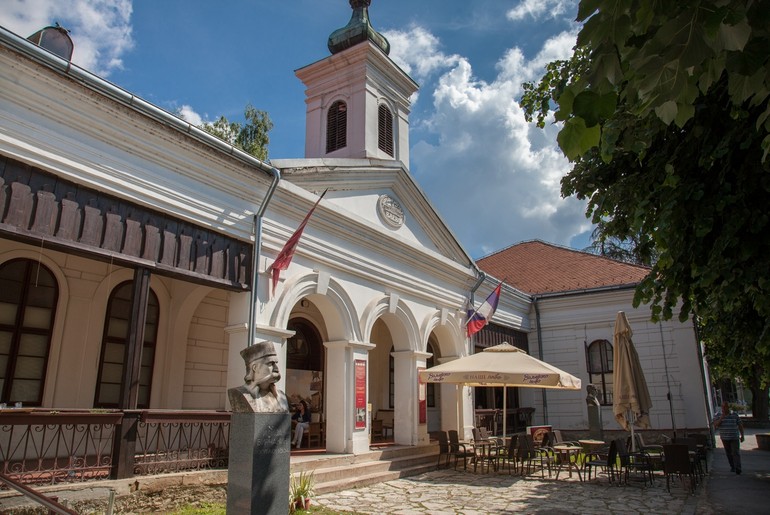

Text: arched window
xmin=326 ymin=100 xmax=347 ymax=153
xmin=0 ymin=259 xmax=58 ymax=406
xmin=586 ymin=339 xmax=613 ymax=405
xmin=378 ymin=104 xmax=394 ymax=157
xmin=286 ymin=318 xmax=323 ymax=371
xmin=94 ymin=282 xmax=159 ymax=408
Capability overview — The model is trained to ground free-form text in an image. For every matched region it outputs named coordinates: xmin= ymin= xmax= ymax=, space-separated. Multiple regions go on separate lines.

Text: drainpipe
xmin=533 ymin=296 xmax=548 ymax=425
xmin=247 ymin=166 xmax=281 ymax=348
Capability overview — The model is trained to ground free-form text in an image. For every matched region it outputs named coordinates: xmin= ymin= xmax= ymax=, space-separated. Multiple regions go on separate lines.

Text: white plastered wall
xmin=529 ymin=289 xmax=710 ymax=432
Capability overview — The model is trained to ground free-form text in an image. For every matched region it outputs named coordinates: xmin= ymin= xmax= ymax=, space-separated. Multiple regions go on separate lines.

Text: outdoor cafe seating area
xmin=431 ymin=428 xmax=711 ymax=494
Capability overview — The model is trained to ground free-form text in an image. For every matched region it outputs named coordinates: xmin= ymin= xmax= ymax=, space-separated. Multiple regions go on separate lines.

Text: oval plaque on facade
xmin=377 ymin=194 xmax=405 ymax=229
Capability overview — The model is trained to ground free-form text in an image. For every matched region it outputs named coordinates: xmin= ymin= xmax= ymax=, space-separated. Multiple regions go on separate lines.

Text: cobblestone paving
xmin=314 ymin=469 xmax=700 ymax=515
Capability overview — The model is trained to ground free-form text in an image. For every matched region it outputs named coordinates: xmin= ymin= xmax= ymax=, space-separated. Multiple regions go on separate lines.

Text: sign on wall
xmin=418 ymin=367 xmax=426 ymax=424
xmin=355 ymin=359 xmax=367 ymax=430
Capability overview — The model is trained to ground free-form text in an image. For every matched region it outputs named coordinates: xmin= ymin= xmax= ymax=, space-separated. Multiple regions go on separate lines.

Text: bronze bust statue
xmin=228 ymin=341 xmax=290 ymax=413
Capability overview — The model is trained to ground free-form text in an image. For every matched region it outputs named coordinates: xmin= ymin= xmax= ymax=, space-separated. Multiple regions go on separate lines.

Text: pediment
xmin=271 ymin=158 xmax=471 ymax=266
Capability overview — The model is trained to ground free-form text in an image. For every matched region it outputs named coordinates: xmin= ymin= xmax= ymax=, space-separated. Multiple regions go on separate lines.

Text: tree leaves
xmin=520 ymin=1 xmax=770 ymax=417
xmin=200 ymin=104 xmax=273 ymax=161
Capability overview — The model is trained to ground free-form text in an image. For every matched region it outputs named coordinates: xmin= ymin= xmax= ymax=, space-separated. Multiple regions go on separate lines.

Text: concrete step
xmin=291 ymin=444 xmax=439 ymax=495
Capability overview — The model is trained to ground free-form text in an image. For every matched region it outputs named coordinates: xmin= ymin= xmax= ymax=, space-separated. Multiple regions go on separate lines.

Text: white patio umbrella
xmin=418 ymin=342 xmax=581 ymax=437
xmin=612 ymin=311 xmax=652 ymax=450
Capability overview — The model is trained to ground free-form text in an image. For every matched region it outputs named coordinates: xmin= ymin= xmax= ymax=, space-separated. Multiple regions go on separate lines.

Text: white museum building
xmin=0 ymin=1 xmax=711 ymax=484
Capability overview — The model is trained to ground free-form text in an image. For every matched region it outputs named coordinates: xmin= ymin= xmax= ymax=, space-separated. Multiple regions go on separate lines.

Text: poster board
xmin=354 ymin=359 xmax=366 ymax=430
xmin=527 ymin=425 xmax=552 ymax=446
xmin=418 ymin=367 xmax=426 ymax=424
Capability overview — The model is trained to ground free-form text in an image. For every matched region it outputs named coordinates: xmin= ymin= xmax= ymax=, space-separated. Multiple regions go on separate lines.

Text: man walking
xmin=713 ymin=400 xmax=745 ymax=474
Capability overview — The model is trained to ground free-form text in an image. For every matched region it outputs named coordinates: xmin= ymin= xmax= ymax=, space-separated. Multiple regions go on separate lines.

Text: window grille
xmin=326 ymin=101 xmax=347 ymax=153
xmin=378 ymin=104 xmax=394 ymax=156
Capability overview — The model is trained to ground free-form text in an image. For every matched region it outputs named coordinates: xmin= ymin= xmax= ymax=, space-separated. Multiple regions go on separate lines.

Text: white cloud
xmin=507 ymin=0 xmax=578 ymax=22
xmin=383 ymin=25 xmax=461 ymax=83
xmin=0 ymin=0 xmax=133 ymax=76
xmin=389 ymin=25 xmax=590 ymax=257
xmin=177 ymin=105 xmax=204 ymax=126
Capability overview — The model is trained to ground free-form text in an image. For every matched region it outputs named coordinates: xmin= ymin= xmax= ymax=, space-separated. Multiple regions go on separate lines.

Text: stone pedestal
xmin=587 ymin=405 xmax=604 ymax=440
xmin=227 ymin=412 xmax=291 ymax=515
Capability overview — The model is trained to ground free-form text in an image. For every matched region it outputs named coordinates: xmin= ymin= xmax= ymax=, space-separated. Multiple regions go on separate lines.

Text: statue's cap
xmin=240 ymin=341 xmax=277 ymax=363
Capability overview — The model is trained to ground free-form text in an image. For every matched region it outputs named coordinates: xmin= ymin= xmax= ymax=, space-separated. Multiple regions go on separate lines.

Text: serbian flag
xmin=466 ymin=281 xmax=503 ymax=337
xmin=269 ymin=189 xmax=327 ymax=295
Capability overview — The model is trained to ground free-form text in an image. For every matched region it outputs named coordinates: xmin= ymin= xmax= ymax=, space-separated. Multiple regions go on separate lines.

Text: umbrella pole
xmin=628 ymin=409 xmax=636 ymax=452
xmin=503 ymin=387 xmax=507 ymax=438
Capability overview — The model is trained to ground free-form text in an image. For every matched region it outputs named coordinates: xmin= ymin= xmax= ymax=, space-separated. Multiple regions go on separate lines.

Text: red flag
xmin=270 ymin=189 xmax=327 ymax=295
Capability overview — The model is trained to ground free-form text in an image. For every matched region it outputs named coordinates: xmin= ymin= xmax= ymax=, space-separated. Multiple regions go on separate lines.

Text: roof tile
xmin=476 ymin=240 xmax=650 ymax=295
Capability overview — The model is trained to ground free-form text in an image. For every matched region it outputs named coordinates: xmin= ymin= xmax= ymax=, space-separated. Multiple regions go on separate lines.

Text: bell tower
xmin=295 ymin=0 xmax=418 ymax=166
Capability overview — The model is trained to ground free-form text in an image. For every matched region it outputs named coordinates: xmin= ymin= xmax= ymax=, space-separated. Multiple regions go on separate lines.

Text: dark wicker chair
xmin=497 ymin=433 xmax=520 ymax=475
xmin=448 ymin=430 xmax=475 ymax=471
xmin=663 ymin=444 xmax=697 ymax=493
xmin=616 ymin=437 xmax=655 ymax=486
xmin=585 ymin=439 xmax=618 ymax=482
xmin=434 ymin=431 xmax=451 ymax=469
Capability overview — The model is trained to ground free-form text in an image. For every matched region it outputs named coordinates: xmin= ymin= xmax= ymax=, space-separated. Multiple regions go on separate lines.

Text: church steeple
xmin=297 ymin=0 xmax=417 ymax=165
xmin=328 ymin=0 xmax=390 ymax=55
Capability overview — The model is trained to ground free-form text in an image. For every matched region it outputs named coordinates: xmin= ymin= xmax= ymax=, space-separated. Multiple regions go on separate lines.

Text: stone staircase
xmin=290 ymin=444 xmax=440 ymax=494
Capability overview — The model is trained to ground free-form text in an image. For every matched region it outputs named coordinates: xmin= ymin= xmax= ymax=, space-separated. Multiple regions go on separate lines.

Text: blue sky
xmin=0 ymin=0 xmax=592 ymax=259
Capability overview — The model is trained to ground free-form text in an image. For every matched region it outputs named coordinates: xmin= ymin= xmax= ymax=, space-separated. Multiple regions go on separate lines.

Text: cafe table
xmin=553 ymin=444 xmax=583 ymax=481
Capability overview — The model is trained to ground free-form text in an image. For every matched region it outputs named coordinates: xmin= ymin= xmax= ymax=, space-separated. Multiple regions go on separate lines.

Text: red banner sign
xmin=355 ymin=359 xmax=366 ymax=430
xmin=418 ymin=367 xmax=426 ymax=424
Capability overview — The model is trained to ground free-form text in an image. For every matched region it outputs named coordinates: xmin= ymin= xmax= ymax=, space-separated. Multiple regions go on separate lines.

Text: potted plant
xmin=289 ymin=470 xmax=315 ymax=512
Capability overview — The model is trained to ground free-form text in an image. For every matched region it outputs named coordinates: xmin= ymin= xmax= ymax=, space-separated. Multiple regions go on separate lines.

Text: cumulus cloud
xmin=507 ymin=0 xmax=578 ymax=22
xmin=389 ymin=24 xmax=589 ymax=257
xmin=0 ymin=0 xmax=133 ymax=76
xmin=177 ymin=105 xmax=204 ymax=126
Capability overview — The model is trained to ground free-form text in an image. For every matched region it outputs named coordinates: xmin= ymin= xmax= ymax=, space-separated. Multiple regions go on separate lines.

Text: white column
xmin=324 ymin=340 xmax=376 ymax=454
xmin=392 ymin=350 xmax=431 ymax=446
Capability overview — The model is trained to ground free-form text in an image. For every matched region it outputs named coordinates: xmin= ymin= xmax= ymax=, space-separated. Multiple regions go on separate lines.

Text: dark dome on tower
xmin=328 ymin=0 xmax=390 ymax=55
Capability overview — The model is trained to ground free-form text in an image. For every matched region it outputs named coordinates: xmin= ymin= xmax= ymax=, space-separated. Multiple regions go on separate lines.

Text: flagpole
xmin=464 ymin=278 xmax=506 ymax=329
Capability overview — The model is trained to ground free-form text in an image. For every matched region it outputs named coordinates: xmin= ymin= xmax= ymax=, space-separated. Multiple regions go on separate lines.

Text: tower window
xmin=326 ymin=101 xmax=347 ymax=153
xmin=378 ymin=104 xmax=394 ymax=157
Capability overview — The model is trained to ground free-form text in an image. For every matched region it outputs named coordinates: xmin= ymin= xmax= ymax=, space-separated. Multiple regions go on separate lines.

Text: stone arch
xmin=271 ymin=271 xmax=360 ymax=342
xmin=420 ymin=309 xmax=465 ymax=357
xmin=361 ymin=294 xmax=419 ymax=351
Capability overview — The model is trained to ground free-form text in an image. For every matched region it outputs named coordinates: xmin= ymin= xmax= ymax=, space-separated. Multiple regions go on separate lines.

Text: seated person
xmin=291 ymin=400 xmax=311 ymax=448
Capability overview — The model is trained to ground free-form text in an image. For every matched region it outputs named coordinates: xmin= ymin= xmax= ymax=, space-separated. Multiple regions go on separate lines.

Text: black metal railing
xmin=0 ymin=409 xmax=230 ymax=487
xmin=133 ymin=411 xmax=230 ymax=475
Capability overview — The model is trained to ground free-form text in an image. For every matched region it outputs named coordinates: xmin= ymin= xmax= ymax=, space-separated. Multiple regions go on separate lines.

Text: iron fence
xmin=0 ymin=409 xmax=230 ymax=486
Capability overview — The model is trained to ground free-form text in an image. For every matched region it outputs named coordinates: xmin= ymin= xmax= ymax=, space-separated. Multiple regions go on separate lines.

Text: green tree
xmin=200 ymin=104 xmax=273 ymax=161
xmin=521 ymin=0 xmax=770 ymax=419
